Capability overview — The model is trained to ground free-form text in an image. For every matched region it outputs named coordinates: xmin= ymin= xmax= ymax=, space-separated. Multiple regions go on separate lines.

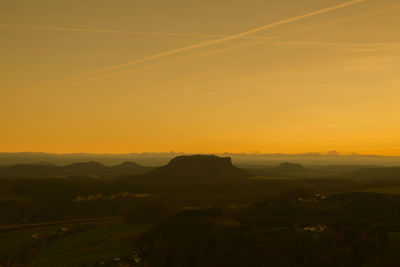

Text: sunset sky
xmin=1 ymin=0 xmax=400 ymax=155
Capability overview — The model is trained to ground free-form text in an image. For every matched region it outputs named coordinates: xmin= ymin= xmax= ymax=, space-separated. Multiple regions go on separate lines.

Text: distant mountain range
xmin=2 ymin=154 xmax=400 ymax=181
xmin=0 ymin=155 xmax=252 ymax=180
xmin=0 ymin=161 xmax=153 ymax=178
xmin=2 ymin=152 xmax=400 ymax=166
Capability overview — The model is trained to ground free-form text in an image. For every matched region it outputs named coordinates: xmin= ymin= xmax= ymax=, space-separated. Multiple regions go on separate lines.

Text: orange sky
xmin=1 ymin=0 xmax=400 ymax=155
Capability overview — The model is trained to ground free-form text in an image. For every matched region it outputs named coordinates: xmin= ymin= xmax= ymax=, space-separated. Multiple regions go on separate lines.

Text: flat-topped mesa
xmin=168 ymin=155 xmax=233 ymax=170
xmin=147 ymin=155 xmax=251 ymax=179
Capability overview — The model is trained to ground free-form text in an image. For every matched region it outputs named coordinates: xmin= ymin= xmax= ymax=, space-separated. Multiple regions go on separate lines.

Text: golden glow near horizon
xmin=1 ymin=0 xmax=400 ymax=155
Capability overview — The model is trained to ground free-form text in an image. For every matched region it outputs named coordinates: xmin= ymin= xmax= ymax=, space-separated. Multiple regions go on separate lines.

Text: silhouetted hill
xmin=110 ymin=161 xmax=153 ymax=175
xmin=276 ymin=162 xmax=305 ymax=172
xmin=247 ymin=162 xmax=334 ymax=179
xmin=3 ymin=152 xmax=400 ymax=166
xmin=142 ymin=155 xmax=252 ymax=180
xmin=63 ymin=161 xmax=108 ymax=176
xmin=346 ymin=167 xmax=400 ymax=181
xmin=0 ymin=161 xmax=153 ymax=178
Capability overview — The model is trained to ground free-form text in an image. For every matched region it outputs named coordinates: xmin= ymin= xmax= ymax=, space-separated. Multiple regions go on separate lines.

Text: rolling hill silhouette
xmin=345 ymin=167 xmax=400 ymax=180
xmin=276 ymin=162 xmax=306 ymax=172
xmin=141 ymin=155 xmax=252 ymax=180
xmin=248 ymin=162 xmax=334 ymax=179
xmin=0 ymin=161 xmax=152 ymax=178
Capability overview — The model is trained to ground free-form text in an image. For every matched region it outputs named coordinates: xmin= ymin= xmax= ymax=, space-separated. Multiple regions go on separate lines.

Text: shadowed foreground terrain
xmin=2 ymin=155 xmax=400 ymax=266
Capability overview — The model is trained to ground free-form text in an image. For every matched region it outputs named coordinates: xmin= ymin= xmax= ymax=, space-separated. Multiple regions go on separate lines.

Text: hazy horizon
xmin=3 ymin=150 xmax=400 ymax=157
xmin=3 ymin=150 xmax=400 ymax=166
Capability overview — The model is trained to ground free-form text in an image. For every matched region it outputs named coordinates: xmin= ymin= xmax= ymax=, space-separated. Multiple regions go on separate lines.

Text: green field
xmin=0 ymin=225 xmax=60 ymax=257
xmin=0 ymin=220 xmax=149 ymax=266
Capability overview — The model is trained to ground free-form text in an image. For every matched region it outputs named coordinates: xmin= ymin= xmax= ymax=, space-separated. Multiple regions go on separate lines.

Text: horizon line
xmin=2 ymin=151 xmax=400 ymax=157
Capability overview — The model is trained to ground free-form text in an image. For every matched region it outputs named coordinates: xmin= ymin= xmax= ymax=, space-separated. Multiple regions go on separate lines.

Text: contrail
xmin=0 ymin=24 xmax=281 ymax=40
xmin=282 ymin=2 xmax=400 ymax=37
xmin=14 ymin=0 xmax=366 ymax=91
xmin=12 ymin=41 xmax=260 ymax=97
xmin=92 ymin=38 xmax=400 ymax=82
xmin=272 ymin=40 xmax=400 ymax=51
xmin=85 ymin=0 xmax=366 ymax=81
xmin=87 ymin=41 xmax=261 ymax=81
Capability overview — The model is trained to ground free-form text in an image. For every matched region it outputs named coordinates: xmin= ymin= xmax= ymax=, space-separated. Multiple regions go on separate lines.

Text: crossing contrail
xmin=85 ymin=0 xmax=366 ymax=81
xmin=88 ymin=41 xmax=261 ymax=81
xmin=13 ymin=0 xmax=367 ymax=91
